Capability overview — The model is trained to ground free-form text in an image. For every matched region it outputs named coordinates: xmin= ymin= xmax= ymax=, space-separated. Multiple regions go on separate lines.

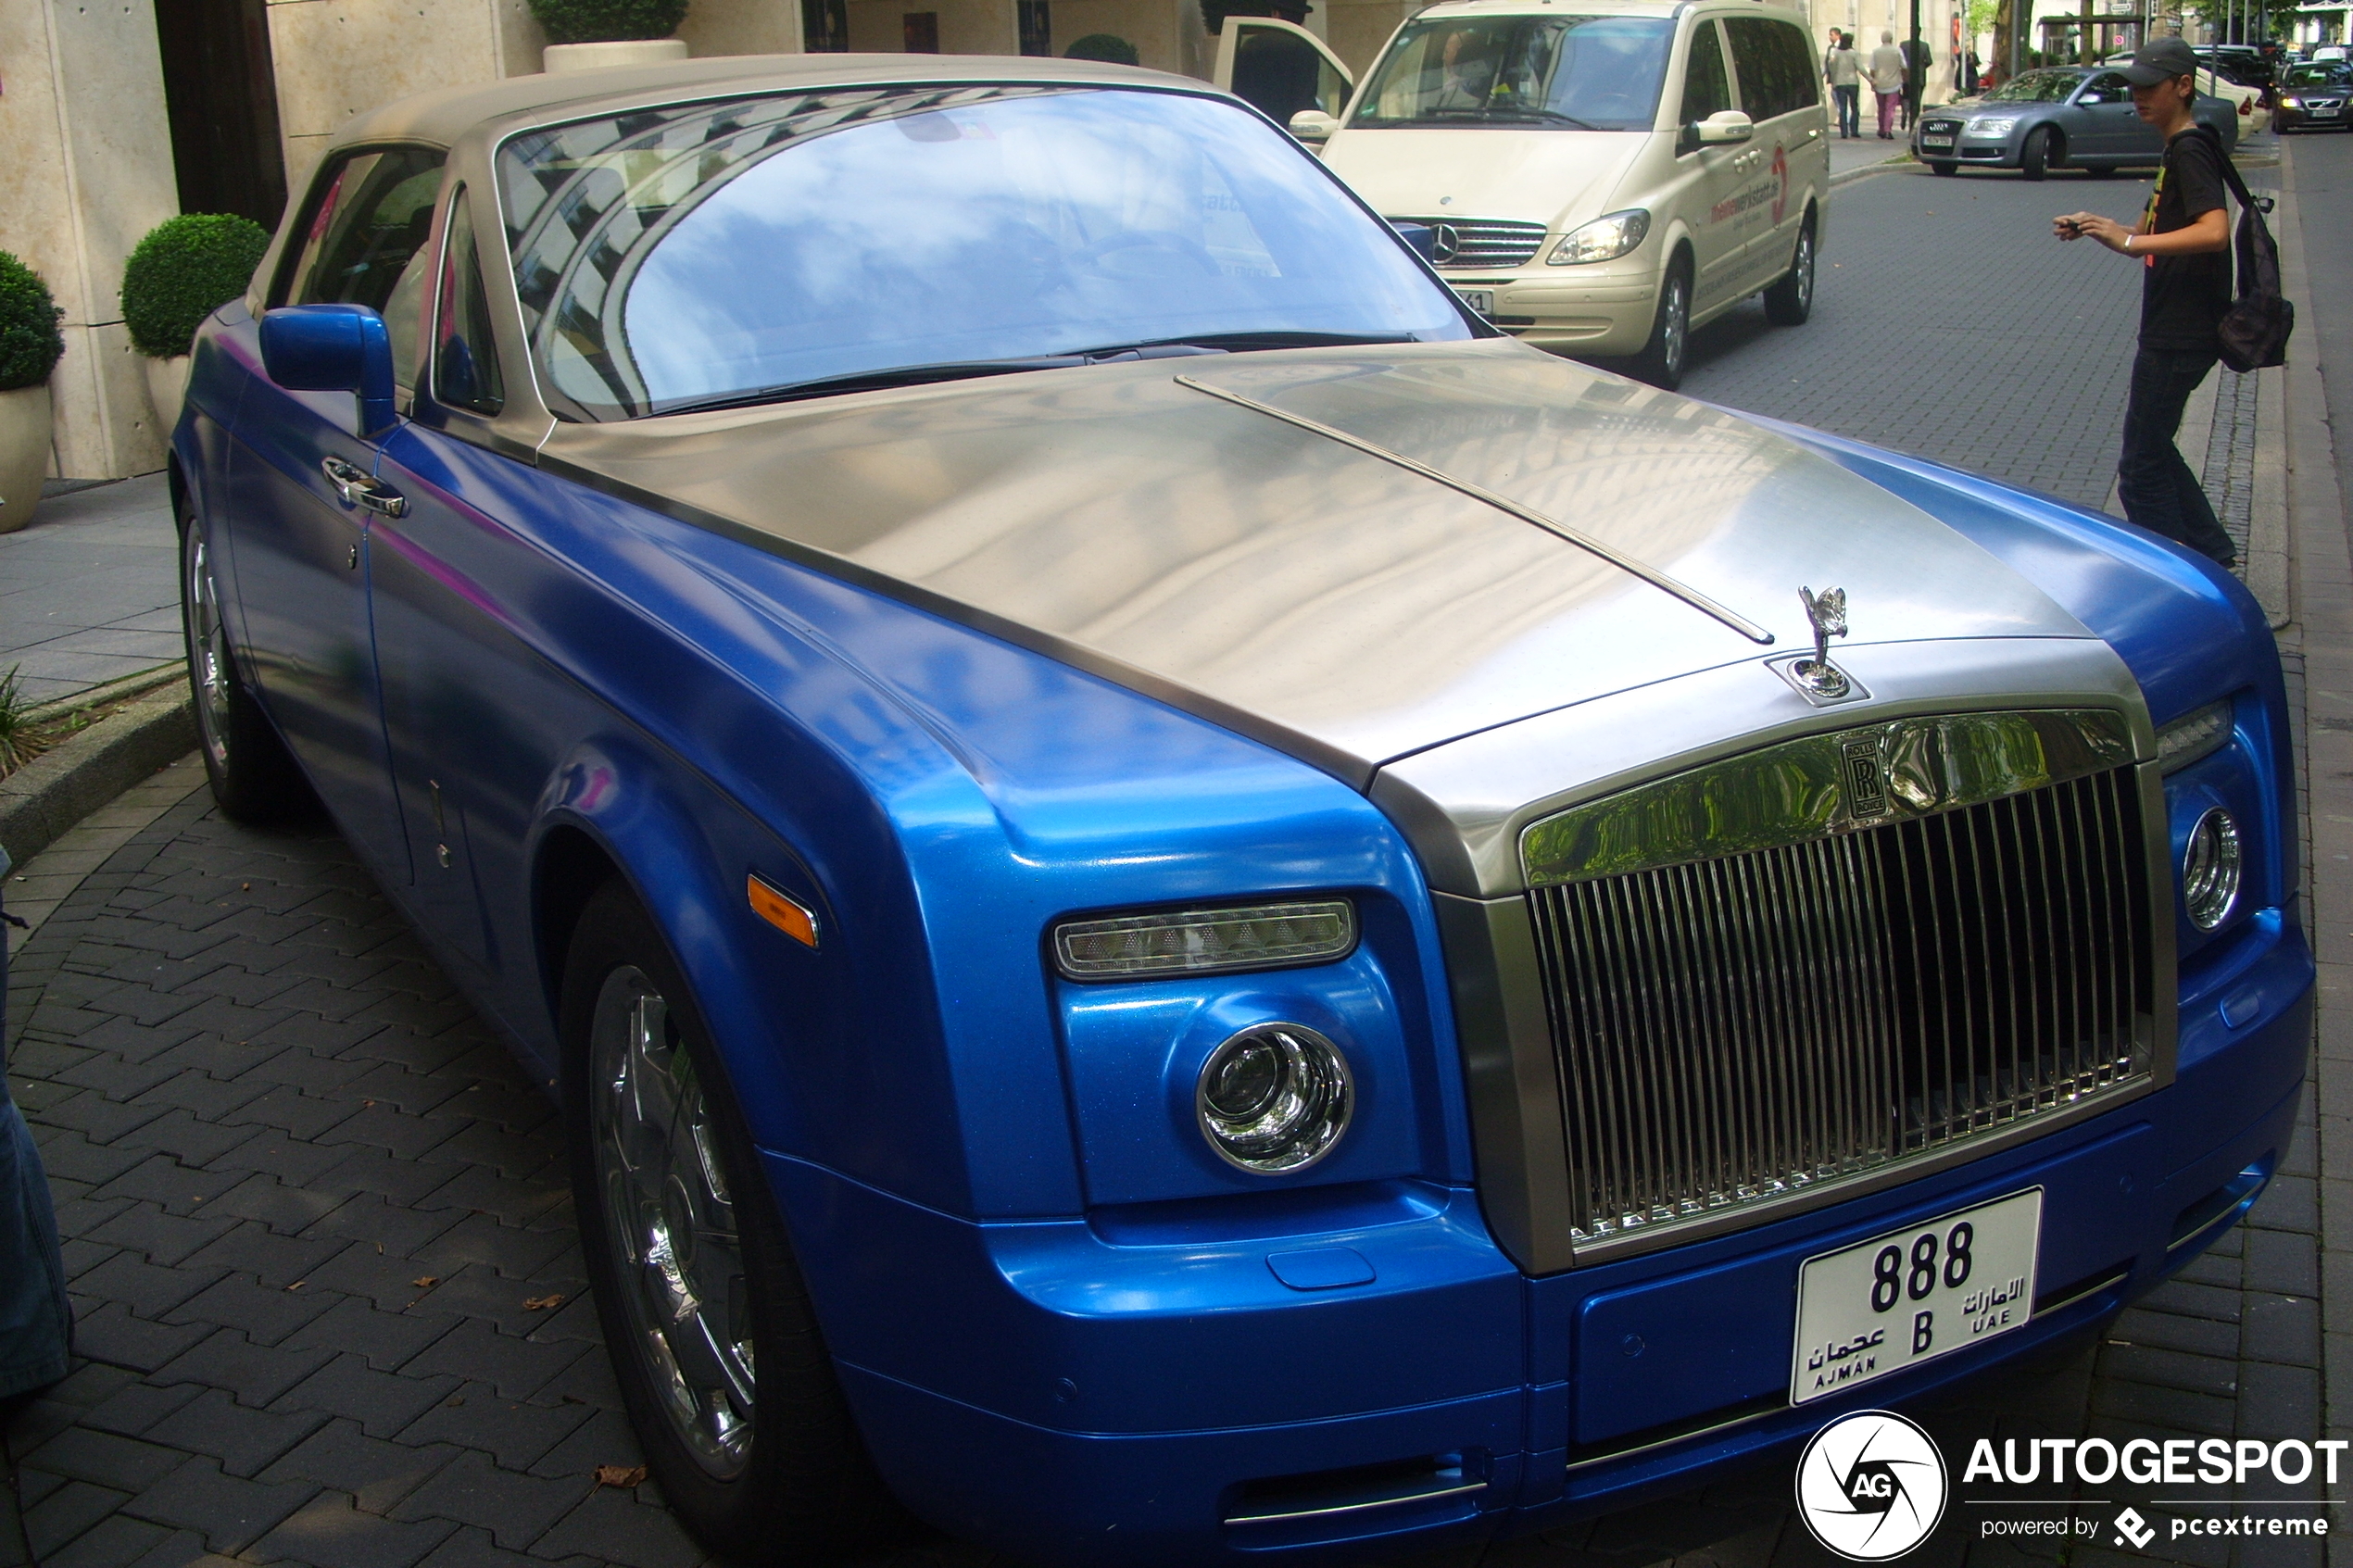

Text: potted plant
xmin=534 ymin=0 xmax=692 ymax=72
xmin=1064 ymin=33 xmax=1141 ymax=62
xmin=0 ymin=251 xmax=64 ymax=535
xmin=120 ymin=214 xmax=271 ymax=435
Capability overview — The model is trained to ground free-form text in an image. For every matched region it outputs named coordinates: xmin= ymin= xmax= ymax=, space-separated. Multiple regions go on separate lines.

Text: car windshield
xmin=2285 ymin=63 xmax=2350 ymax=85
xmin=1347 ymin=15 xmax=1676 ymax=130
xmin=1982 ymin=70 xmax=2085 ymax=102
xmin=495 ymin=85 xmax=1470 ymax=420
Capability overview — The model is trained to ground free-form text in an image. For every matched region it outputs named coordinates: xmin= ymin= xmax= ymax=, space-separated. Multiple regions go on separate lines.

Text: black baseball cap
xmin=2119 ymin=35 xmax=2201 ymax=84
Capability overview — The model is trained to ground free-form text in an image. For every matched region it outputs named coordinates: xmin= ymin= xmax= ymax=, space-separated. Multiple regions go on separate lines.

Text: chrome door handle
xmin=320 ymin=456 xmax=409 ymax=519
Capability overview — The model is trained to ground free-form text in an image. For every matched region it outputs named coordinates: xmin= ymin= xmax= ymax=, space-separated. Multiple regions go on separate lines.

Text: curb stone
xmin=0 ymin=671 xmax=195 ymax=871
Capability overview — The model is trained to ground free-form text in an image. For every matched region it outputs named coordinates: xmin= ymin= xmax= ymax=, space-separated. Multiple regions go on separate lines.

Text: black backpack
xmin=2192 ymin=127 xmax=2295 ymax=372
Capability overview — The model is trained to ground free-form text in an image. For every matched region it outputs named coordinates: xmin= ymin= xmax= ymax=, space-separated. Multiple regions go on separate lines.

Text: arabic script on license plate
xmin=1791 ymin=1188 xmax=2041 ymax=1404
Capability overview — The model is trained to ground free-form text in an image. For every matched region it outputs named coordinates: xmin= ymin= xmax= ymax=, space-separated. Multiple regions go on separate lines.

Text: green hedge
xmin=120 ymin=214 xmax=271 ymax=360
xmin=0 ymin=251 xmax=64 ymax=393
xmin=1063 ymin=31 xmax=1140 ymax=62
xmin=531 ymin=0 xmax=688 ymax=43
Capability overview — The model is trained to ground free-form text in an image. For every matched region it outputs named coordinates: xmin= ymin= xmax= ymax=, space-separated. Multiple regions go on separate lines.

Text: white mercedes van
xmin=1302 ymin=0 xmax=1830 ymax=389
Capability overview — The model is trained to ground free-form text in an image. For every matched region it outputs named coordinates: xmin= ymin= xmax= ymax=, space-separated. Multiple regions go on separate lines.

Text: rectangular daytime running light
xmin=2157 ymin=701 xmax=2233 ymax=774
xmin=1052 ymin=900 xmax=1356 ymax=980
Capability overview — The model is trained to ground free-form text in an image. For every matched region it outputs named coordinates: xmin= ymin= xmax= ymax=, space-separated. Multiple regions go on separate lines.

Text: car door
xmin=2069 ymin=70 xmax=2142 ymax=159
xmin=1214 ymin=18 xmax=1353 ymax=131
xmin=226 ymin=144 xmax=443 ymax=880
xmin=1674 ymin=17 xmax=1752 ymax=315
xmin=1723 ymin=15 xmax=1827 ymax=290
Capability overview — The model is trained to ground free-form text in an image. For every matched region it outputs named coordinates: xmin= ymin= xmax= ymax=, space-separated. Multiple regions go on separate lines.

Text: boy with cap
xmin=2054 ymin=34 xmax=2236 ymax=569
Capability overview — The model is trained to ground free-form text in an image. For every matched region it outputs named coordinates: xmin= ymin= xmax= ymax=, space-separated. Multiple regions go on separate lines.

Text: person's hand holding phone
xmin=2055 ymin=211 xmax=2133 ymax=250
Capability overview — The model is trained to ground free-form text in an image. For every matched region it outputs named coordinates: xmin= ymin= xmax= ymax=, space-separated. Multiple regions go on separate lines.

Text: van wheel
xmin=2020 ymin=126 xmax=2055 ymax=180
xmin=565 ymin=879 xmax=913 ymax=1562
xmin=1762 ymin=215 xmax=1816 ymax=327
xmin=180 ymin=501 xmax=312 ymax=823
xmin=1631 ymin=255 xmax=1691 ymax=391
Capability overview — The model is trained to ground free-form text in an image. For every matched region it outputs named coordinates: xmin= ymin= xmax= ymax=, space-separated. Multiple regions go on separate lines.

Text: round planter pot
xmin=144 ymin=354 xmax=191 ymax=437
xmin=543 ymin=38 xmax=689 ymax=72
xmin=0 ymin=383 xmax=54 ymax=535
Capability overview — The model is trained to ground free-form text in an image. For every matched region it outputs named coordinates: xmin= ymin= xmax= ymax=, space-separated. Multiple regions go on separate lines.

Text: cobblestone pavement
xmin=0 ymin=153 xmax=2330 ymax=1568
xmin=1677 ymin=151 xmax=2275 ymax=511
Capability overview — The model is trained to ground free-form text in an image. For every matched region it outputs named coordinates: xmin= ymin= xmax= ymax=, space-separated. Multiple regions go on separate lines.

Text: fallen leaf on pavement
xmin=285 ymin=1280 xmax=306 ymax=1292
xmin=411 ymin=1276 xmax=439 ymax=1289
xmin=523 ymin=1294 xmax=565 ymax=1311
xmin=596 ymin=1465 xmax=648 ymax=1488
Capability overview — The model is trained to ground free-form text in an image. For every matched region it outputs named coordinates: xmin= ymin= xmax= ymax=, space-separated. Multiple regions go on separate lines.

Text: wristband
xmin=2123 ymin=233 xmax=2133 ymax=254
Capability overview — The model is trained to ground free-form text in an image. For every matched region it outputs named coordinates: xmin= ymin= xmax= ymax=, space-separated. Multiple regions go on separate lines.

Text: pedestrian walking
xmin=1826 ymin=30 xmax=1862 ymax=136
xmin=1 ymin=853 xmax=70 ymax=1411
xmin=2054 ymin=34 xmax=2238 ymax=569
xmin=1869 ymin=31 xmax=1906 ymax=137
xmin=1899 ymin=33 xmax=1931 ymax=127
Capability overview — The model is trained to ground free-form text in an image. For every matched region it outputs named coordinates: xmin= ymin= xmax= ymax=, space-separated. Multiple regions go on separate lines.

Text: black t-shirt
xmin=2139 ymin=128 xmax=2233 ymax=354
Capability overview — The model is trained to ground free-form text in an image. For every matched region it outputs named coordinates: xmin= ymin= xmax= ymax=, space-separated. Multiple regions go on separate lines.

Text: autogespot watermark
xmin=1795 ymin=1411 xmax=2342 ymax=1558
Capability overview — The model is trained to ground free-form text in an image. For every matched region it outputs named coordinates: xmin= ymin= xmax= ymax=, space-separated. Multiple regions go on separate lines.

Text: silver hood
xmin=541 ymin=338 xmax=2093 ymax=789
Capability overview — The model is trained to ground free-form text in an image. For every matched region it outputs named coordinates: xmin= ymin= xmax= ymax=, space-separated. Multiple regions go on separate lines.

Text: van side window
xmin=1680 ymin=19 xmax=1732 ymax=142
xmin=1726 ymin=17 xmax=1820 ymax=120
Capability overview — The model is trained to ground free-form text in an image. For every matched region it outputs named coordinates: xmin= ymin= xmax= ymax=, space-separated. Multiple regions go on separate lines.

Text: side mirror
xmin=1288 ymin=108 xmax=1340 ymax=144
xmin=1695 ymin=109 xmax=1755 ymax=144
xmin=1390 ymin=220 xmax=1439 ymax=261
xmin=259 ymin=304 xmax=398 ymax=438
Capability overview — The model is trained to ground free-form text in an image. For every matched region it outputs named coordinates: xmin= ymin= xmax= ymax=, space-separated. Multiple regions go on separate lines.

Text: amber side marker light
xmin=748 ymin=874 xmax=819 ymax=947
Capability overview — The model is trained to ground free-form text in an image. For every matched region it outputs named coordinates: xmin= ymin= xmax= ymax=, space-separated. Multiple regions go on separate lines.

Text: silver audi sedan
xmin=1914 ymin=66 xmax=2241 ymax=178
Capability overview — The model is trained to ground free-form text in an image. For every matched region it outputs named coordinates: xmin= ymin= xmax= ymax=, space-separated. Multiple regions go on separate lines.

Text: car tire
xmin=2020 ymin=126 xmax=2054 ymax=180
xmin=1762 ymin=213 xmax=1815 ymax=327
xmin=180 ymin=499 xmax=314 ymax=823
xmin=1930 ymin=158 xmax=1958 ymax=174
xmin=563 ymin=879 xmax=914 ymax=1563
xmin=1631 ymin=253 xmax=1691 ymax=392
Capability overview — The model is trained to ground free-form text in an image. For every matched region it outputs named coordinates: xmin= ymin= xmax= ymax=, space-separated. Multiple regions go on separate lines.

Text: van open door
xmin=1213 ymin=18 xmax=1354 ymax=144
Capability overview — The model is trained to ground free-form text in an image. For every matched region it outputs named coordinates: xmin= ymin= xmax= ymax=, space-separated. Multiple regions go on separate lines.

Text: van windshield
xmin=1349 ymin=15 xmax=1676 ymax=130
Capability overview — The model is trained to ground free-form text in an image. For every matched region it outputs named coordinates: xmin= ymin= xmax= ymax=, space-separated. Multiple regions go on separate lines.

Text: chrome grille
xmin=1528 ymin=765 xmax=2154 ymax=1246
xmin=1389 ymin=216 xmax=1549 ymax=268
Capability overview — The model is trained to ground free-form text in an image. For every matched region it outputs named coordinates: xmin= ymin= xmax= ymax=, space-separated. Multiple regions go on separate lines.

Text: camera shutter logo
xmin=1795 ymin=1410 xmax=1949 ymax=1561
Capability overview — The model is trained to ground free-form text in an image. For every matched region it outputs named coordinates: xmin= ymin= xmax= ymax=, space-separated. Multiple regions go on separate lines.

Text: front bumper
xmin=1434 ymin=265 xmax=1658 ymax=357
xmin=774 ymin=917 xmax=2310 ymax=1568
xmin=1914 ymin=117 xmax=2021 ymax=163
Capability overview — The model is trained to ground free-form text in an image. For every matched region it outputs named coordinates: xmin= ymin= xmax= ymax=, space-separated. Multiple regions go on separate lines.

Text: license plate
xmin=1791 ymin=1188 xmax=2041 ymax=1405
xmin=1453 ymin=288 xmax=1495 ymax=316
xmin=2315 ymin=107 xmax=2342 ymax=117
xmin=1921 ymin=135 xmax=1955 ymax=148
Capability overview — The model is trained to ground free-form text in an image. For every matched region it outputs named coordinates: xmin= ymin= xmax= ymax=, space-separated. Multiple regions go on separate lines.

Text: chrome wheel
xmin=590 ymin=967 xmax=756 ymax=1478
xmin=1791 ymin=229 xmax=1814 ymax=315
xmin=183 ymin=525 xmax=233 ymax=772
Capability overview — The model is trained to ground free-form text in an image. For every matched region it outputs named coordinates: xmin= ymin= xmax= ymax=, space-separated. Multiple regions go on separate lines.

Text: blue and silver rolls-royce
xmin=170 ymin=52 xmax=2308 ymax=1567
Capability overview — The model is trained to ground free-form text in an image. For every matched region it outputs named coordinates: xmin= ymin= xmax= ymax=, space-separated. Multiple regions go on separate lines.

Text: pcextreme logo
xmin=1795 ymin=1411 xmax=1949 ymax=1560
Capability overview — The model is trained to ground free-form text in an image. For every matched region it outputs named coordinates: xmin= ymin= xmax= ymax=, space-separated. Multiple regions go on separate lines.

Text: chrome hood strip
xmin=1175 ymin=374 xmax=1776 ymax=646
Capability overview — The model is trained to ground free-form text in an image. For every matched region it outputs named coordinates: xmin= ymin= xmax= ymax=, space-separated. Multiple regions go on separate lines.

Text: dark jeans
xmin=2118 ymin=346 xmax=2235 ymax=566
xmin=1833 ymin=84 xmax=1860 ymax=135
xmin=1 ymin=852 xmax=69 ymax=1403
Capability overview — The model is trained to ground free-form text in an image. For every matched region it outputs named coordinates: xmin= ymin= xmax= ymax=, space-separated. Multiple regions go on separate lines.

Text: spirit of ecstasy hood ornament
xmin=1793 ymin=586 xmax=1851 ymax=698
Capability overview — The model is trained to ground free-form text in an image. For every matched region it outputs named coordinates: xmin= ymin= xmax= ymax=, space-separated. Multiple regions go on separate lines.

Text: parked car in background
xmin=2277 ymin=60 xmax=2352 ymax=129
xmin=1313 ymin=0 xmax=1830 ymax=391
xmin=172 ymin=51 xmax=2309 ymax=1568
xmin=1913 ymin=65 xmax=2240 ymax=176
xmin=2194 ymin=64 xmax=2271 ymax=133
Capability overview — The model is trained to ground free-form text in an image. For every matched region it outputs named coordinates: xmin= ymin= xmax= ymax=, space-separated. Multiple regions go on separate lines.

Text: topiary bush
xmin=1063 ymin=31 xmax=1140 ymax=62
xmin=120 ymin=214 xmax=271 ymax=360
xmin=0 ymin=251 xmax=65 ymax=393
xmin=530 ymin=0 xmax=689 ymax=43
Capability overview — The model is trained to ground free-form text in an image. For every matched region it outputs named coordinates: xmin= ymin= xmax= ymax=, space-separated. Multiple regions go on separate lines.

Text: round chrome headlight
xmin=1195 ymin=1024 xmax=1353 ymax=1173
xmin=2183 ymin=808 xmax=2244 ymax=931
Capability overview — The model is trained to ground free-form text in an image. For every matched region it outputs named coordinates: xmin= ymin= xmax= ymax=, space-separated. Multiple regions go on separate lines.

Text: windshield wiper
xmin=650 ymin=334 xmax=1419 ymax=417
xmin=1484 ymin=107 xmax=1606 ymax=129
